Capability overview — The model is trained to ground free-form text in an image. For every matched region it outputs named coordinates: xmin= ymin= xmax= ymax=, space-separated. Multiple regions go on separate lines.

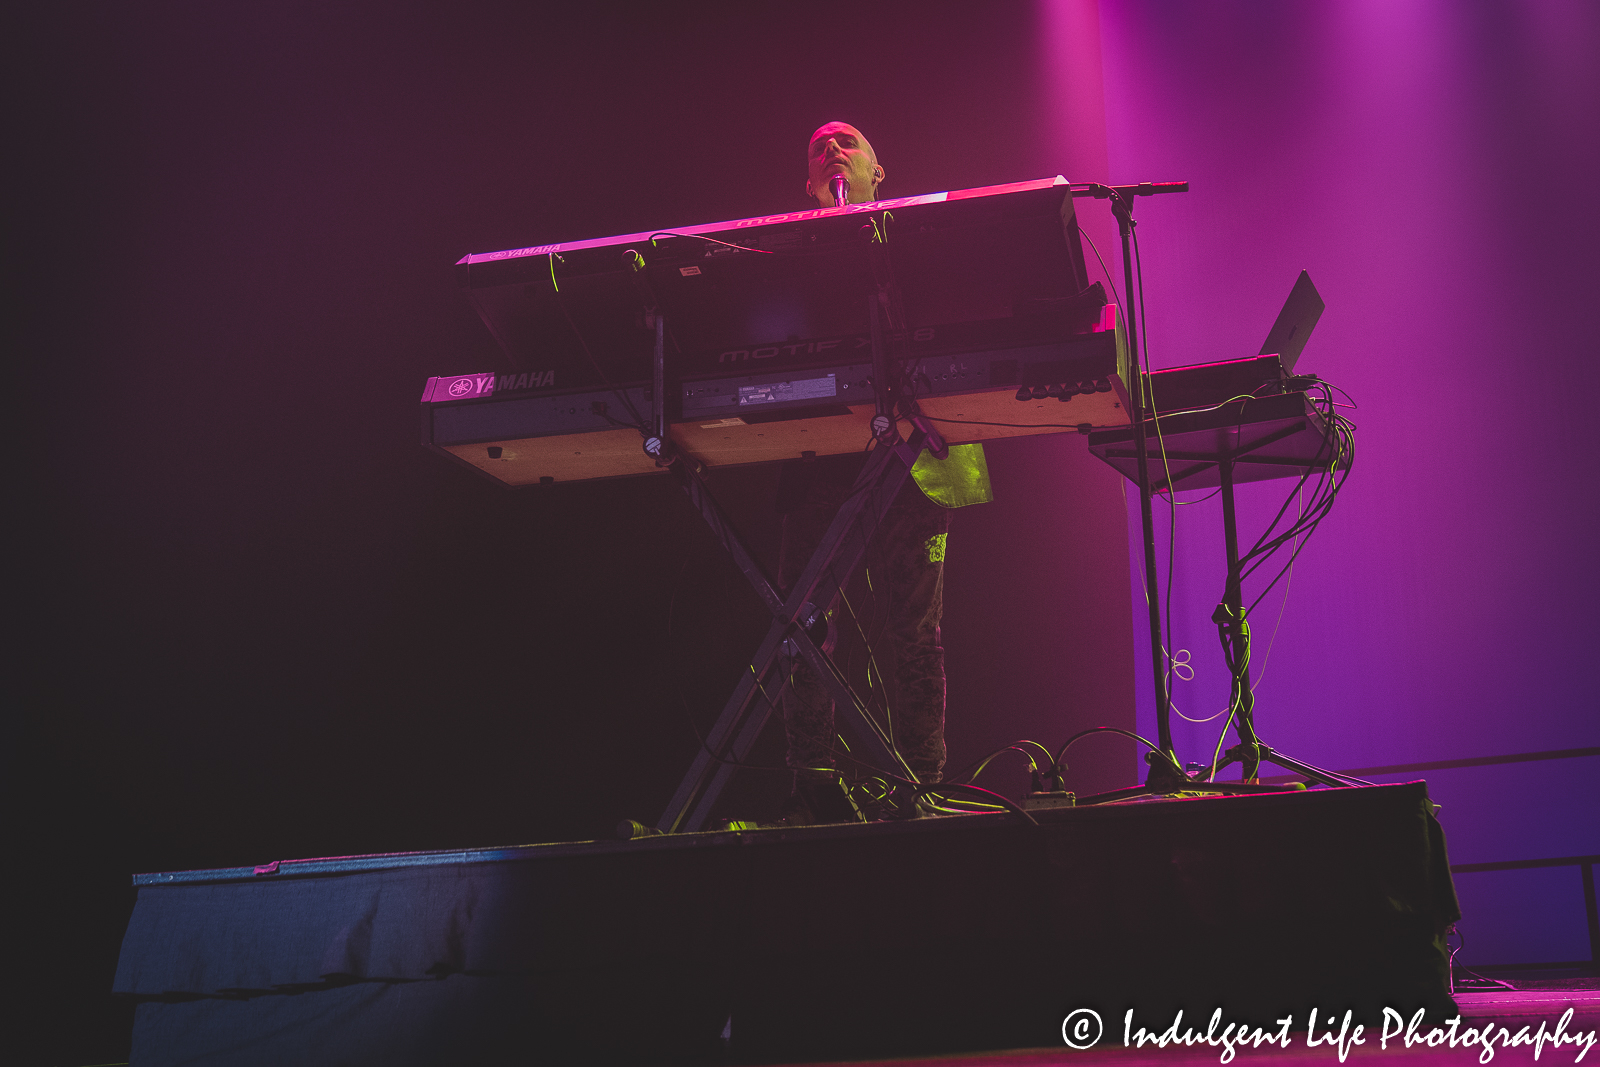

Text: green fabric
xmin=911 ymin=443 xmax=993 ymax=509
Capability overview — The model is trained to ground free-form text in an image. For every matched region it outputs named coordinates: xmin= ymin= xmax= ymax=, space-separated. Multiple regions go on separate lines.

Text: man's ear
xmin=873 ymin=165 xmax=885 ymax=186
xmin=805 ymin=179 xmax=815 ymax=202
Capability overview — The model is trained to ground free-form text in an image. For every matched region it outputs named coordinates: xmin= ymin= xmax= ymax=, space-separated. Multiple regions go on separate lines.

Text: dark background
xmin=15 ymin=3 xmax=1136 ymax=1062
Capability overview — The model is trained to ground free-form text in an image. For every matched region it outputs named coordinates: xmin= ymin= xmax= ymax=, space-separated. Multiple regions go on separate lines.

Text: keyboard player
xmin=775 ymin=122 xmax=994 ymax=823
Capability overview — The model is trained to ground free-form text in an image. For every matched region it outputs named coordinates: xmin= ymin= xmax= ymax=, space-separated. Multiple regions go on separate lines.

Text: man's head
xmin=806 ymin=121 xmax=884 ymax=207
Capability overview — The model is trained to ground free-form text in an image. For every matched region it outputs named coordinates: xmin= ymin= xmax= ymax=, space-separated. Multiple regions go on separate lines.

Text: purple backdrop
xmin=1092 ymin=0 xmax=1599 ymax=962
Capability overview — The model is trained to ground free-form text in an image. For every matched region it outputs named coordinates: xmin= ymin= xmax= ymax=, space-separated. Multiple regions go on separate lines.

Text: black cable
xmin=662 ymin=532 xmax=828 ymax=779
xmin=1238 ymin=426 xmax=1347 ymax=576
xmin=946 ymin=738 xmax=1056 ymax=779
xmin=548 ymin=255 xmax=651 ymax=434
xmin=1240 ymin=395 xmax=1325 ymax=549
xmin=857 ymin=564 xmax=897 ymax=746
xmin=1237 ymin=411 xmax=1354 ymax=609
xmin=1243 ymin=470 xmax=1345 ymax=614
xmin=1129 ymin=224 xmax=1185 ymax=708
xmin=1239 ymin=447 xmax=1334 ymax=569
xmin=648 ymin=231 xmax=774 ymax=255
xmin=919 ymin=414 xmax=1092 ymax=431
xmin=910 ymin=781 xmax=1039 ymax=826
xmin=1241 ymin=489 xmax=1332 ymax=583
xmin=1238 ymin=384 xmax=1352 ymax=569
xmin=1284 ymin=761 xmax=1374 ymax=787
xmin=947 ymin=743 xmax=1039 ymax=786
xmin=1076 ymin=223 xmax=1125 ymax=315
xmin=1203 ymin=707 xmax=1239 ymax=783
xmin=765 ymin=430 xmax=933 ymax=782
xmin=1446 ymin=926 xmax=1517 ymax=991
xmin=1052 ymin=726 xmax=1178 ymax=777
xmin=1199 ymin=380 xmax=1356 ymax=757
xmin=1235 ymin=398 xmax=1326 ymax=562
xmin=837 ymin=582 xmax=896 ymax=744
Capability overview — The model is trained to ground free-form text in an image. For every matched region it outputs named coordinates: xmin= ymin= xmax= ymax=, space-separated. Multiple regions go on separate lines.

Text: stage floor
xmin=116 ymin=782 xmax=1463 ymax=1065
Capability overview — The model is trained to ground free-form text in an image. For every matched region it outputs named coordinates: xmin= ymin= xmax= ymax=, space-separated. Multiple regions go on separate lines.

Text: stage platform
xmin=114 ymin=782 xmax=1461 ymax=1065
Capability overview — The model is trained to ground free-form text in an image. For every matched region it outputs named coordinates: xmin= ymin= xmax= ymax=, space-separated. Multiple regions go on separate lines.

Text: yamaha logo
xmin=447 ymin=379 xmax=474 ymax=397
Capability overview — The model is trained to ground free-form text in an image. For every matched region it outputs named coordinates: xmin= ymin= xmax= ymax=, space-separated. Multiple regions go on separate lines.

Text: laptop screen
xmin=1259 ymin=269 xmax=1325 ymax=374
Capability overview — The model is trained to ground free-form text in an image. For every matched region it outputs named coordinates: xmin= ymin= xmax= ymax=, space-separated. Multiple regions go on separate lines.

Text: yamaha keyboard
xmin=427 ymin=176 xmax=1131 ymax=486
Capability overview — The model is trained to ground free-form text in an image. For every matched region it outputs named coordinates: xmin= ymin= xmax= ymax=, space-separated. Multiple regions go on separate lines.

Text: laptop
xmin=1259 ymin=269 xmax=1325 ymax=374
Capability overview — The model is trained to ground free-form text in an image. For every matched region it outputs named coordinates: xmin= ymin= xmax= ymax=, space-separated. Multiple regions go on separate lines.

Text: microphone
xmin=829 ymin=172 xmax=850 ymax=208
xmin=1078 ymin=181 xmax=1189 ymax=199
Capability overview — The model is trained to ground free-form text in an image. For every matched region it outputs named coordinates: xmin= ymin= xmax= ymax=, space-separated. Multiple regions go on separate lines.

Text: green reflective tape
xmin=910 ymin=443 xmax=994 ymax=509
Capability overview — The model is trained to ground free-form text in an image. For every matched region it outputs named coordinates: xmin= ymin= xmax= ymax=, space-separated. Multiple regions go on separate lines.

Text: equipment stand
xmin=1215 ymin=444 xmax=1263 ymax=778
xmin=1207 ymin=426 xmax=1348 ymax=788
xmin=1068 ymin=182 xmax=1348 ymax=800
xmin=1086 ymin=397 xmax=1351 ymax=793
xmin=1077 ymin=183 xmax=1188 ymax=795
xmin=647 ymin=277 xmax=941 ymax=834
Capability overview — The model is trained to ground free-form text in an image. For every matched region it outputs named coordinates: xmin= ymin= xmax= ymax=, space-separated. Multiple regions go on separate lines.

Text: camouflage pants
xmin=777 ymin=475 xmax=951 ymax=783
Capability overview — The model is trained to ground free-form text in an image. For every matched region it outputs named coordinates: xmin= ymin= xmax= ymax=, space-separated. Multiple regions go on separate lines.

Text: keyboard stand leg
xmin=656 ymin=430 xmax=929 ymax=834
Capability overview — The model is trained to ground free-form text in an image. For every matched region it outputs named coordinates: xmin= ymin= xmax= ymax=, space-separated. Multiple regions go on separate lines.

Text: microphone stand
xmin=1093 ymin=182 xmax=1185 ymax=793
xmin=1068 ymin=182 xmax=1204 ymax=799
xmin=1071 ymin=182 xmax=1329 ymax=802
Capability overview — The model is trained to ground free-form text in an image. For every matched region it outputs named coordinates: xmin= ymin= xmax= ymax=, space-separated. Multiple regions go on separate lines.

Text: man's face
xmin=806 ymin=121 xmax=883 ymax=207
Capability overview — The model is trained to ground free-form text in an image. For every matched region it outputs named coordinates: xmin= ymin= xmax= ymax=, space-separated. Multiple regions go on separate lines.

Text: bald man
xmin=775 ymin=122 xmax=992 ymax=824
xmin=805 ymin=121 xmax=884 ymax=206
